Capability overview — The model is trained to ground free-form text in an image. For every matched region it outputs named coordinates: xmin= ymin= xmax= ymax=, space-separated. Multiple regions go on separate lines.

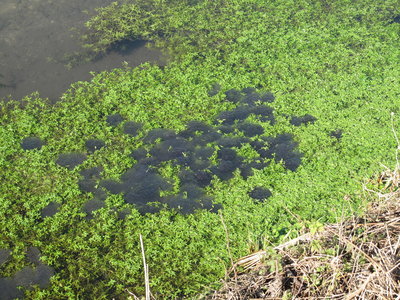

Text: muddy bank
xmin=0 ymin=0 xmax=166 ymax=101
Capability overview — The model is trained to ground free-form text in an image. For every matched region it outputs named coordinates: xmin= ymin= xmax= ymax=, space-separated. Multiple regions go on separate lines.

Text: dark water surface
xmin=0 ymin=0 xmax=165 ymax=101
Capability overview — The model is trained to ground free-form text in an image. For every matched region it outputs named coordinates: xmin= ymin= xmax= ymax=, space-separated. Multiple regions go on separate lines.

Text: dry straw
xmin=209 ymin=169 xmax=400 ymax=299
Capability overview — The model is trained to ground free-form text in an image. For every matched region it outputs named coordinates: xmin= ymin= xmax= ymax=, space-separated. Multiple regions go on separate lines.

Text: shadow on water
xmin=110 ymin=39 xmax=149 ymax=56
xmin=0 ymin=0 xmax=167 ymax=102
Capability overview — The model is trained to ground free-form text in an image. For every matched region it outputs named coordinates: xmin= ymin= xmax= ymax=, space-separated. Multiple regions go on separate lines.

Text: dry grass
xmin=208 ymin=166 xmax=400 ymax=299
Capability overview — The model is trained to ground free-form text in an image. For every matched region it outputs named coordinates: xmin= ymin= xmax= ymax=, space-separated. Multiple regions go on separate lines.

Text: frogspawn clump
xmin=82 ymin=199 xmax=105 ymax=219
xmin=224 ymin=89 xmax=243 ymax=103
xmin=216 ymin=106 xmax=253 ymax=124
xmin=21 ymin=137 xmax=43 ymax=150
xmin=260 ymin=92 xmax=275 ymax=103
xmin=78 ymin=167 xmax=104 ymax=195
xmin=122 ymin=172 xmax=171 ymax=205
xmin=85 ymin=139 xmax=105 ymax=153
xmin=41 ymin=202 xmax=60 ymax=218
xmin=26 ymin=247 xmax=41 ymax=265
xmin=80 ymin=88 xmax=312 ymax=215
xmin=182 ymin=121 xmax=214 ymax=136
xmin=149 ymin=137 xmax=194 ymax=163
xmin=56 ymin=153 xmax=87 ymax=169
xmin=266 ymin=134 xmax=302 ymax=171
xmin=242 ymin=87 xmax=257 ymax=94
xmin=330 ymin=129 xmax=343 ymax=140
xmin=251 ymin=106 xmax=275 ymax=124
xmin=32 ymin=264 xmax=54 ymax=288
xmin=123 ymin=121 xmax=143 ymax=136
xmin=14 ymin=267 xmax=40 ymax=287
xmin=194 ymin=147 xmax=214 ymax=160
xmin=106 ymin=113 xmax=124 ymax=127
xmin=208 ymin=83 xmax=221 ymax=97
xmin=216 ymin=136 xmax=250 ymax=148
xmin=191 ymin=131 xmax=221 ymax=146
xmin=179 ymin=169 xmax=213 ymax=188
xmin=237 ymin=122 xmax=264 ymax=137
xmin=186 ymin=156 xmax=209 ymax=171
xmin=143 ymin=128 xmax=176 ymax=143
xmin=130 ymin=147 xmax=148 ymax=161
xmin=100 ymin=164 xmax=172 ymax=213
xmin=163 ymin=195 xmax=198 ymax=214
xmin=180 ymin=183 xmax=205 ymax=199
xmin=78 ymin=178 xmax=98 ymax=193
xmin=100 ymin=179 xmax=124 ymax=194
xmin=290 ymin=114 xmax=317 ymax=126
xmin=242 ymin=92 xmax=261 ymax=105
xmin=217 ymin=124 xmax=235 ymax=134
xmin=80 ymin=167 xmax=102 ymax=179
xmin=13 ymin=264 xmax=54 ymax=289
xmin=390 ymin=15 xmax=400 ymax=24
xmin=0 ymin=278 xmax=22 ymax=300
xmin=161 ymin=183 xmax=212 ymax=214
xmin=239 ymin=164 xmax=254 ymax=179
xmin=217 ymin=148 xmax=237 ymax=161
xmin=249 ymin=187 xmax=272 ymax=201
xmin=211 ymin=159 xmax=242 ymax=181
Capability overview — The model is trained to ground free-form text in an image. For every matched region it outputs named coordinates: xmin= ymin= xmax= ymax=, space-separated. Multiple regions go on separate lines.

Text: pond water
xmin=0 ymin=0 xmax=165 ymax=101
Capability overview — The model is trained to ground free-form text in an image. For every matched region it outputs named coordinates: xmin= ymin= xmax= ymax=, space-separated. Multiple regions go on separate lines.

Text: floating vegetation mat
xmin=1 ymin=86 xmax=317 ymax=297
xmin=4 ymin=1 xmax=400 ymax=296
xmin=21 ymin=87 xmax=315 ymax=217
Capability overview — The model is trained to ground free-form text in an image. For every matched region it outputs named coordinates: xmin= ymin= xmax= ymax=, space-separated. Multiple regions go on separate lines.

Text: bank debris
xmin=208 ymin=166 xmax=400 ymax=299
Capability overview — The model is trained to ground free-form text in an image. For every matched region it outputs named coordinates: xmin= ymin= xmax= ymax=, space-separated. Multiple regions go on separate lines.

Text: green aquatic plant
xmin=2 ymin=0 xmax=400 ymax=298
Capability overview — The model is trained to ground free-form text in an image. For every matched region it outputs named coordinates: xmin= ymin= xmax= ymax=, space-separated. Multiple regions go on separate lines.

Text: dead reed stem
xmin=140 ymin=234 xmax=151 ymax=300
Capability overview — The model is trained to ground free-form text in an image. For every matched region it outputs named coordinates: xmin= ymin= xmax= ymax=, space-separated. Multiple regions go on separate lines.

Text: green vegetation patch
xmin=2 ymin=0 xmax=400 ymax=298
